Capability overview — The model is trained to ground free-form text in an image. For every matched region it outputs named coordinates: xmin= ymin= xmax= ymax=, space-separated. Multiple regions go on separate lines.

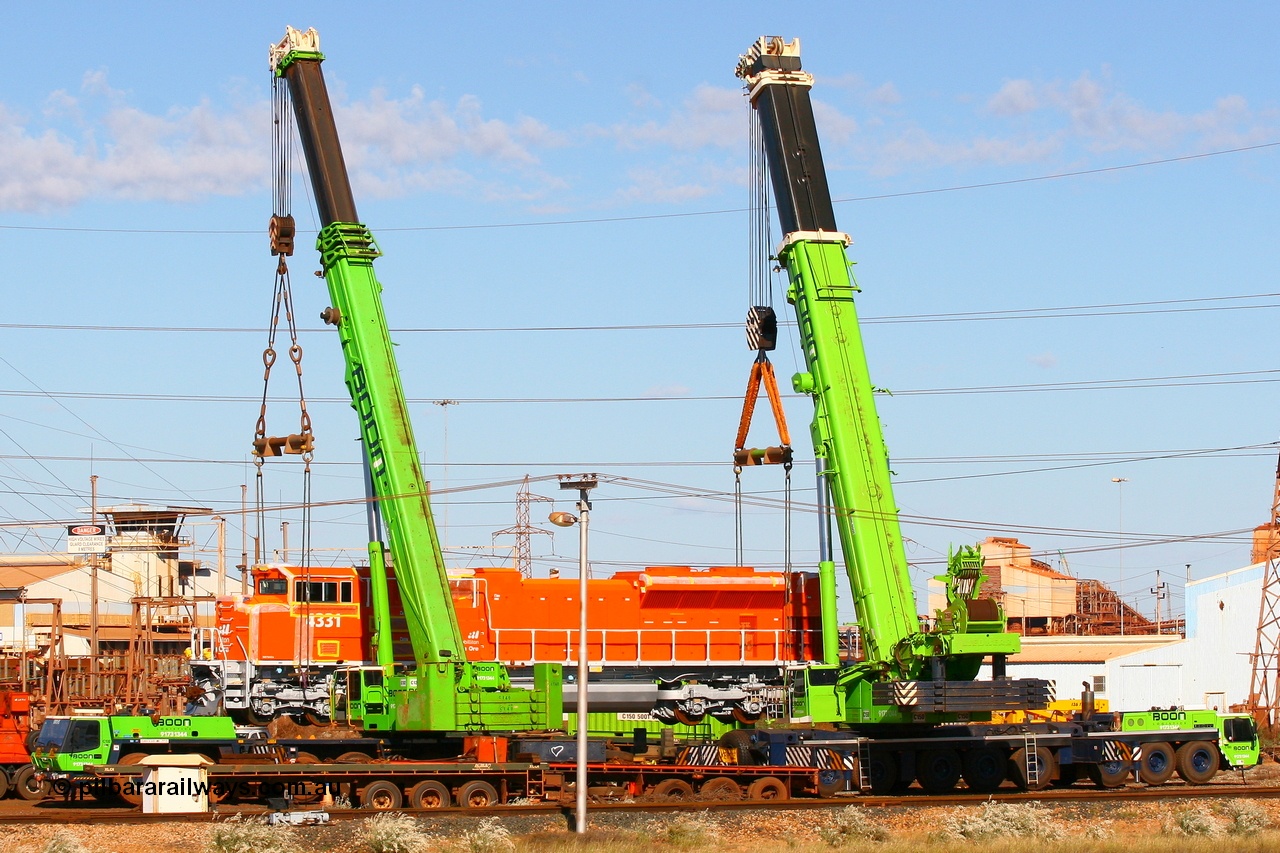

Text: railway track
xmin=2 ymin=782 xmax=1277 ymax=825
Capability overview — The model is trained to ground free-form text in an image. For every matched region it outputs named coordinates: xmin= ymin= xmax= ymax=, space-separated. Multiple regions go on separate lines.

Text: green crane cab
xmin=31 ymin=714 xmax=239 ymax=779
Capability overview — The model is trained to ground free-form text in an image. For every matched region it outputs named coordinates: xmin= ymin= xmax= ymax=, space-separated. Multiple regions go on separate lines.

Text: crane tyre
xmin=650 ymin=778 xmax=694 ymax=801
xmin=747 ymin=776 xmax=788 ymax=801
xmin=699 ymin=777 xmax=742 ymax=800
xmin=1010 ymin=746 xmax=1054 ymax=791
xmin=358 ymin=780 xmax=402 ymax=810
xmin=458 ymin=780 xmax=500 ymax=808
xmin=816 ymin=768 xmax=846 ymax=798
xmin=718 ymin=730 xmax=758 ymax=766
xmin=961 ymin=747 xmax=1006 ymax=793
xmin=1138 ymin=742 xmax=1175 ymax=786
xmin=1175 ymin=741 xmax=1220 ymax=785
xmin=112 ymin=754 xmax=147 ymax=806
xmin=1051 ymin=764 xmax=1079 ymax=788
xmin=408 ymin=780 xmax=451 ymax=809
xmin=916 ymin=748 xmax=962 ymax=794
xmin=865 ymin=751 xmax=898 ymax=795
xmin=1089 ymin=759 xmax=1130 ymax=788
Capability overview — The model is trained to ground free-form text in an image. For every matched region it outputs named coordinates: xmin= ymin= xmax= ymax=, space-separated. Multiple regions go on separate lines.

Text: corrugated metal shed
xmin=982 ymin=635 xmax=1181 ymax=700
xmin=1107 ymin=563 xmax=1262 ymax=711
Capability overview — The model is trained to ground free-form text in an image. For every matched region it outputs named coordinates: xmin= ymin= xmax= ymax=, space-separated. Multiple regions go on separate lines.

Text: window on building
xmin=1092 ymin=675 xmax=1107 ymax=694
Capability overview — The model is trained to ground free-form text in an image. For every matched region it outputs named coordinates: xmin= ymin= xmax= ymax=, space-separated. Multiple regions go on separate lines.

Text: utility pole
xmin=240 ymin=483 xmax=249 ymax=596
xmin=1112 ymin=477 xmax=1128 ymax=635
xmin=1150 ymin=570 xmax=1167 ymax=634
xmin=90 ymin=474 xmax=99 ymax=695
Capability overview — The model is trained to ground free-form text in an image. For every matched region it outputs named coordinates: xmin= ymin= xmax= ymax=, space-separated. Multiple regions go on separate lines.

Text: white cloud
xmin=0 ymin=75 xmax=572 ymax=213
xmin=604 ymin=84 xmax=744 ymax=151
xmin=641 ymin=383 xmax=692 ymax=398
xmin=987 ymin=79 xmax=1039 ymax=117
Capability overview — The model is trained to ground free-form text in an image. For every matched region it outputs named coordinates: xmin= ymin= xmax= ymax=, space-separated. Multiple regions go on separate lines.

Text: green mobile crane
xmin=736 ymin=37 xmax=1050 ymax=728
xmin=269 ymin=27 xmax=560 ymax=736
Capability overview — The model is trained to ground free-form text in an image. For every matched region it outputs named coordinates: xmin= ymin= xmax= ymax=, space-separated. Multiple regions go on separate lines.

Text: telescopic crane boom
xmin=736 ymin=37 xmax=1049 ymax=725
xmin=270 ymin=26 xmax=559 ymax=734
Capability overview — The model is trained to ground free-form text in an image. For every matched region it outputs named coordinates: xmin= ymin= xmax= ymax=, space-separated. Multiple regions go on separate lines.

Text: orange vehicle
xmin=0 ymin=691 xmax=43 ymax=800
xmin=190 ymin=563 xmax=824 ymax=726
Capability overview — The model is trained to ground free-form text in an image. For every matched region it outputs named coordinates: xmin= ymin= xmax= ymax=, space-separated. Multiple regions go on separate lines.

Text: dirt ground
xmin=1 ymin=761 xmax=1277 ymax=853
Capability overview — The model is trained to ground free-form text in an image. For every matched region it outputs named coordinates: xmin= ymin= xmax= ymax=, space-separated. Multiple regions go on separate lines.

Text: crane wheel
xmin=1139 ymin=742 xmax=1175 ymax=785
xmin=698 ymin=777 xmax=742 ymax=800
xmin=408 ymin=780 xmax=451 ymax=809
xmin=1175 ymin=741 xmax=1220 ymax=785
xmin=458 ymin=780 xmax=500 ymax=808
xmin=865 ymin=751 xmax=899 ymax=795
xmin=961 ymin=747 xmax=1006 ymax=793
xmin=1010 ymin=746 xmax=1055 ymax=791
xmin=746 ymin=776 xmax=788 ymax=801
xmin=1089 ymin=759 xmax=1130 ymax=788
xmin=112 ymin=754 xmax=147 ymax=806
xmin=358 ymin=780 xmax=402 ymax=810
xmin=916 ymin=748 xmax=962 ymax=794
xmin=649 ymin=778 xmax=694 ymax=801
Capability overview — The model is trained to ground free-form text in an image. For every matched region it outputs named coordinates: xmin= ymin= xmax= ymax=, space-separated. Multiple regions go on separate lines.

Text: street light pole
xmin=550 ymin=475 xmax=597 ymax=836
xmin=1112 ymin=477 xmax=1128 ymax=635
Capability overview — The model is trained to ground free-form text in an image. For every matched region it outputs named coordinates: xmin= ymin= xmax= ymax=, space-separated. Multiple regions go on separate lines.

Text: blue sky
xmin=1 ymin=2 xmax=1278 ymax=623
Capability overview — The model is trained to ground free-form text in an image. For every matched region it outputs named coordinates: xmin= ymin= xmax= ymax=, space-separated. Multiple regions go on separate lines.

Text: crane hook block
xmin=733 ymin=446 xmax=792 ymax=467
xmin=253 ymin=433 xmax=314 ymax=458
xmin=746 ymin=306 xmax=777 ymax=352
xmin=270 ymin=214 xmax=296 ymax=257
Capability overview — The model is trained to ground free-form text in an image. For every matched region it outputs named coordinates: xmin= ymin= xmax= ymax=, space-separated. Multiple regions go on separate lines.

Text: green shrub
xmin=1222 ymin=799 xmax=1270 ymax=836
xmin=1163 ymin=806 xmax=1221 ymax=837
xmin=458 ymin=817 xmax=515 ymax=853
xmin=41 ymin=830 xmax=87 ymax=853
xmin=360 ymin=812 xmax=432 ymax=853
xmin=659 ymin=812 xmax=720 ymax=848
xmin=942 ymin=802 xmax=1063 ymax=841
xmin=206 ymin=814 xmax=299 ymax=853
xmin=817 ymin=805 xmax=891 ymax=846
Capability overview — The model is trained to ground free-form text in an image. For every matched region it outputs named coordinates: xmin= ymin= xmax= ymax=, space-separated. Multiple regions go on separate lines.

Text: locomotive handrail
xmin=488 ymin=627 xmax=818 ymax=666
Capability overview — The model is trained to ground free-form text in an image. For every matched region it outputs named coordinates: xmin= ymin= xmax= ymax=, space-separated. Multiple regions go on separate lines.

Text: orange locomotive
xmin=190 ymin=563 xmax=824 ymax=726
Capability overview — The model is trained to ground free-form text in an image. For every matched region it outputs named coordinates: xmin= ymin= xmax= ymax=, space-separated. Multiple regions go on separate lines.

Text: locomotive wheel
xmin=457 ymin=780 xmax=500 ymax=808
xmin=1139 ymin=742 xmax=1176 ymax=786
xmin=408 ymin=780 xmax=451 ymax=809
xmin=335 ymin=751 xmax=373 ymax=764
xmin=746 ymin=776 xmax=788 ymax=801
xmin=303 ymin=710 xmax=330 ymax=727
xmin=114 ymin=753 xmax=147 ymax=807
xmin=916 ymin=748 xmax=962 ymax=794
xmin=650 ymin=779 xmax=694 ymax=801
xmin=672 ymin=708 xmax=705 ymax=726
xmin=961 ymin=747 xmax=1006 ymax=793
xmin=243 ymin=707 xmax=273 ymax=726
xmin=699 ymin=777 xmax=742 ymax=800
xmin=1175 ymin=741 xmax=1220 ymax=785
xmin=358 ymin=780 xmax=402 ymax=810
xmin=731 ymin=707 xmax=761 ymax=725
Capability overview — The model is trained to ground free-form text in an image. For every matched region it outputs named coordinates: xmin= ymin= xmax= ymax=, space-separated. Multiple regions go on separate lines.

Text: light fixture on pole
xmin=1111 ymin=477 xmax=1128 ymax=635
xmin=550 ymin=474 xmax=597 ymax=836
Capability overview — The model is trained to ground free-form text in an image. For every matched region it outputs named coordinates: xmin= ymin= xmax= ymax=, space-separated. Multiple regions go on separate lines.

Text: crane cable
xmin=734 ymin=99 xmax=794 ymax=576
xmin=253 ymin=73 xmax=318 ymax=703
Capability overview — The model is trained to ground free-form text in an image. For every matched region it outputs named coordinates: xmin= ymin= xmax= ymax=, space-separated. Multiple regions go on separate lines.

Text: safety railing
xmin=489 ymin=627 xmax=821 ymax=666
